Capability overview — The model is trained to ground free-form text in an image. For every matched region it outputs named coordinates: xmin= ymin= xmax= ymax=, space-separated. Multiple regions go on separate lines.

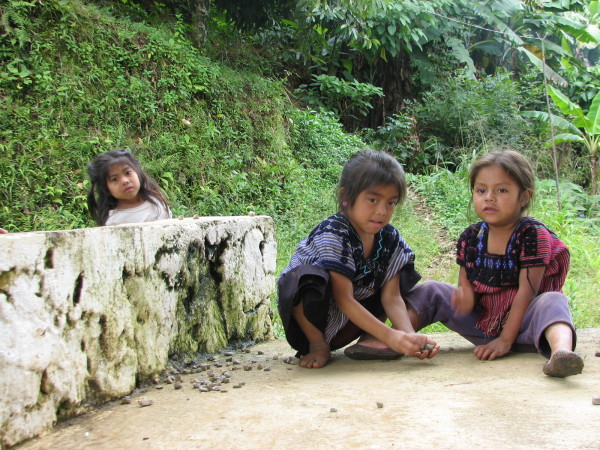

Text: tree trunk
xmin=341 ymin=50 xmax=413 ymax=132
xmin=192 ymin=0 xmax=210 ymax=47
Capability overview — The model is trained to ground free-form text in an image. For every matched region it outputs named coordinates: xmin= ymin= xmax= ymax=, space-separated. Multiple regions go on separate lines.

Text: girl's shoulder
xmin=515 ymin=217 xmax=559 ymax=239
xmin=459 ymin=221 xmax=485 ymax=241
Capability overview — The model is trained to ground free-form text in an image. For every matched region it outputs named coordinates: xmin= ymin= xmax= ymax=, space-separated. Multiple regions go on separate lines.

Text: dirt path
xmin=20 ymin=329 xmax=600 ymax=449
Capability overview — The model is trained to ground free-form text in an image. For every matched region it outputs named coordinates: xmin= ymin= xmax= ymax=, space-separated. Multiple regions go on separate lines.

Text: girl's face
xmin=345 ymin=184 xmax=399 ymax=243
xmin=473 ymin=165 xmax=530 ymax=229
xmin=106 ymin=162 xmax=143 ymax=208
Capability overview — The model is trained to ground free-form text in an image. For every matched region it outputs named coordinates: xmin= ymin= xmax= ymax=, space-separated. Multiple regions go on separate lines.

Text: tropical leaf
xmin=445 ymin=36 xmax=477 ymax=79
xmin=518 ymin=47 xmax=568 ymax=87
xmin=544 ymin=132 xmax=585 ymax=148
xmin=588 ymin=90 xmax=600 ymax=135
xmin=521 ymin=110 xmax=582 ymax=135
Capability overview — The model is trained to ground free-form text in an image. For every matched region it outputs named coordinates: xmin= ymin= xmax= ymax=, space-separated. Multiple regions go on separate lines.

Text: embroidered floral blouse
xmin=456 ymin=217 xmax=570 ymax=336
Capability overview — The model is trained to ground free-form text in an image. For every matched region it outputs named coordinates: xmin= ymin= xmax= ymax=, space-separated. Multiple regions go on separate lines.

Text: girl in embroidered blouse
xmin=277 ymin=149 xmax=450 ymax=368
xmin=447 ymin=150 xmax=582 ymax=377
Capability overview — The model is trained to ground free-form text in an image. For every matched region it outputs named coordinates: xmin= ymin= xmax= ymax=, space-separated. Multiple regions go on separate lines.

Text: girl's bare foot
xmin=299 ymin=342 xmax=330 ymax=368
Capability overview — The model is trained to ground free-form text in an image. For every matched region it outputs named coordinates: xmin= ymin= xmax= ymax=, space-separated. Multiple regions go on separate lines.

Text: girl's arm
xmin=380 ymin=273 xmax=416 ymax=332
xmin=329 ymin=271 xmax=435 ymax=357
xmin=451 ymin=267 xmax=476 ymax=316
xmin=474 ymin=265 xmax=545 ymax=360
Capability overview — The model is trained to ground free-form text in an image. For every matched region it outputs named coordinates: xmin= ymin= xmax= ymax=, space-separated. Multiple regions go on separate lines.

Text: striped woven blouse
xmin=456 ymin=217 xmax=570 ymax=336
xmin=281 ymin=214 xmax=416 ymax=342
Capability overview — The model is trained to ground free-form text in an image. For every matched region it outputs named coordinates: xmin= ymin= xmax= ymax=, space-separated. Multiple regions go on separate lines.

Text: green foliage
xmin=288 ymin=108 xmax=364 ymax=175
xmin=363 ymin=112 xmax=430 ymax=173
xmin=523 ymin=84 xmax=600 ymax=194
xmin=294 ymin=75 xmax=383 ymax=121
xmin=410 ymin=70 xmax=547 ymax=168
xmin=409 ymin=163 xmax=472 ymax=240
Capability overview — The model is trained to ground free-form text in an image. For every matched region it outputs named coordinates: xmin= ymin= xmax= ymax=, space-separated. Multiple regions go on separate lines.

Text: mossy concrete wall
xmin=0 ymin=216 xmax=276 ymax=447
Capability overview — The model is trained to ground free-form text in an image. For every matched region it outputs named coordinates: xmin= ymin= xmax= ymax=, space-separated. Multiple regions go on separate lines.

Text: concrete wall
xmin=0 ymin=216 xmax=277 ymax=447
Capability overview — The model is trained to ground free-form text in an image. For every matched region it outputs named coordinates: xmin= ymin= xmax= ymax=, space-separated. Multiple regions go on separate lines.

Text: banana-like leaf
xmin=544 ymin=132 xmax=585 ymax=148
xmin=518 ymin=47 xmax=567 ymax=87
xmin=588 ymin=90 xmax=600 ymax=135
xmin=521 ymin=110 xmax=582 ymax=135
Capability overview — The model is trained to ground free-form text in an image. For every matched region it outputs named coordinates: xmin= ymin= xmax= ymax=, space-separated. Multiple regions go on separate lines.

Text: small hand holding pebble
xmin=389 ymin=331 xmax=438 ymax=359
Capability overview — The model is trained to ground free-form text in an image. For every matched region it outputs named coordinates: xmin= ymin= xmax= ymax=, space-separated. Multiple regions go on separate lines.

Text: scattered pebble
xmin=595 ymin=350 xmax=600 ymax=357
xmin=263 ymin=367 xmax=271 ymax=372
xmin=121 ymin=397 xmax=131 ymax=405
xmin=257 ymin=351 xmax=264 ymax=355
xmin=233 ymin=384 xmax=242 ymax=389
xmin=272 ymin=355 xmax=279 ymax=360
xmin=138 ymin=398 xmax=153 ymax=407
xmin=174 ymin=382 xmax=183 ymax=390
xmin=192 ymin=214 xmax=200 ymax=219
xmin=593 ymin=397 xmax=600 ymax=405
xmin=243 ymin=365 xmax=252 ymax=371
xmin=178 ymin=215 xmax=184 ymax=220
xmin=174 ymin=374 xmax=183 ymax=382
xmin=224 ymin=351 xmax=234 ymax=357
xmin=165 ymin=376 xmax=175 ymax=384
xmin=155 ymin=386 xmax=163 ymax=390
xmin=330 ymin=408 xmax=337 ymax=413
xmin=257 ymin=364 xmax=263 ymax=370
xmin=376 ymin=402 xmax=384 ymax=409
xmin=248 ymin=211 xmax=256 ymax=216
xmin=243 ymin=348 xmax=250 ymax=353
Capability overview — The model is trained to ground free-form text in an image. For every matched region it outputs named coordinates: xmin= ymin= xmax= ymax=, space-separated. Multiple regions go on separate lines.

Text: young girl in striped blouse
xmin=408 ymin=150 xmax=583 ymax=377
xmin=277 ymin=149 xmax=447 ymax=368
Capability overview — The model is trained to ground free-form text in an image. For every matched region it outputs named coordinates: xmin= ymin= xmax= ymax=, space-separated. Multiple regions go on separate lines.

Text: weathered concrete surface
xmin=0 ymin=216 xmax=276 ymax=447
xmin=17 ymin=329 xmax=600 ymax=450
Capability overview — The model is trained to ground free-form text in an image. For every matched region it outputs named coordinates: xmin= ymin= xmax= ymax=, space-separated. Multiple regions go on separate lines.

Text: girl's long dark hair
xmin=87 ymin=149 xmax=169 ymax=225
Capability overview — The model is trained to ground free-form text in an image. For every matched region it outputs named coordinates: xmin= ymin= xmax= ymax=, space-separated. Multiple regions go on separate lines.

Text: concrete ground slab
xmin=19 ymin=329 xmax=600 ymax=449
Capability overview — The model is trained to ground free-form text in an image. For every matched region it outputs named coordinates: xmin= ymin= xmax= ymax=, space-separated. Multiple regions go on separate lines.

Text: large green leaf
xmin=521 ymin=110 xmax=582 ymax=135
xmin=518 ymin=47 xmax=567 ymax=86
xmin=588 ymin=90 xmax=600 ymax=135
xmin=548 ymin=85 xmax=585 ymax=117
xmin=544 ymin=132 xmax=585 ymax=148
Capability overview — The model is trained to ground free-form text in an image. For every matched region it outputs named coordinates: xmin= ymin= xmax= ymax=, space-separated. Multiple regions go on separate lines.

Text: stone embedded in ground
xmin=174 ymin=382 xmax=183 ymax=390
xmin=138 ymin=398 xmax=153 ymax=407
xmin=595 ymin=350 xmax=600 ymax=357
xmin=330 ymin=408 xmax=337 ymax=413
xmin=121 ymin=397 xmax=132 ymax=405
xmin=376 ymin=402 xmax=383 ymax=408
xmin=593 ymin=397 xmax=600 ymax=405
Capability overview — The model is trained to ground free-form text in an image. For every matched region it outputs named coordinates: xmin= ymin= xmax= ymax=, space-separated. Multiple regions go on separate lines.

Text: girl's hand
xmin=388 ymin=331 xmax=439 ymax=359
xmin=473 ymin=337 xmax=512 ymax=360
